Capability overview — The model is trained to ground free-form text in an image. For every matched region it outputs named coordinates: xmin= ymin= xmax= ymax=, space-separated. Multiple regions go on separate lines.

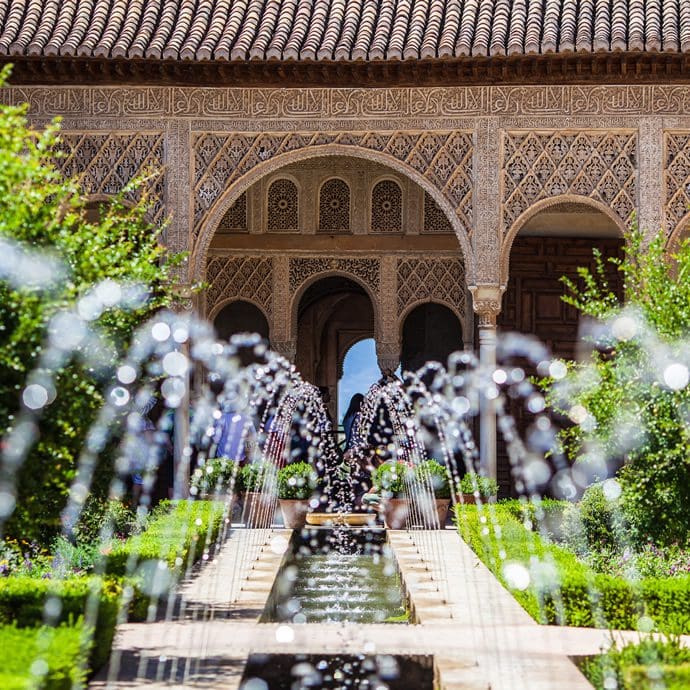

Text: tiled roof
xmin=0 ymin=0 xmax=688 ymax=63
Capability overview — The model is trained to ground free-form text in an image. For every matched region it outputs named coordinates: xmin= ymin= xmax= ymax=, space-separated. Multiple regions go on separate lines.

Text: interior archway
xmin=213 ymin=300 xmax=269 ymax=342
xmin=295 ymin=276 xmax=375 ymax=420
xmin=401 ymin=303 xmax=463 ymax=373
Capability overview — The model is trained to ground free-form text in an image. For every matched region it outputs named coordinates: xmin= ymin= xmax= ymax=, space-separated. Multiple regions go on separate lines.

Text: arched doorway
xmin=500 ymin=201 xmax=624 ymax=359
xmin=213 ymin=300 xmax=269 ymax=342
xmin=401 ymin=303 xmax=463 ymax=372
xmin=498 ymin=201 xmax=625 ymax=495
xmin=295 ymin=276 xmax=375 ymax=420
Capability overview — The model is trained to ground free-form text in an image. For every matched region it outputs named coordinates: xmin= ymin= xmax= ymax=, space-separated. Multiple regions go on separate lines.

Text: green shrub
xmin=544 ymin=228 xmax=690 ymax=547
xmin=0 ymin=70 xmax=181 ymax=547
xmin=239 ymin=462 xmax=276 ymax=493
xmin=415 ymin=460 xmax=451 ymax=499
xmin=72 ymin=498 xmax=136 ymax=545
xmin=373 ymin=461 xmax=414 ymax=498
xmin=277 ymin=462 xmax=319 ymax=500
xmin=192 ymin=457 xmax=238 ymax=496
xmin=455 ymin=504 xmax=690 ymax=632
xmin=458 ymin=472 xmax=498 ymax=498
xmin=0 ymin=576 xmax=119 ymax=671
xmin=0 ymin=622 xmax=89 ymax=690
xmin=104 ymin=500 xmax=226 ymax=577
xmin=578 ymin=636 xmax=690 ymax=690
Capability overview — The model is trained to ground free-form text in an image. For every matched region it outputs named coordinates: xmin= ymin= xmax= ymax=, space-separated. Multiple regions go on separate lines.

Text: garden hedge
xmin=105 ymin=500 xmax=227 ymax=576
xmin=624 ymin=664 xmax=690 ymax=689
xmin=0 ymin=622 xmax=89 ymax=690
xmin=0 ymin=576 xmax=118 ymax=671
xmin=455 ymin=504 xmax=690 ymax=632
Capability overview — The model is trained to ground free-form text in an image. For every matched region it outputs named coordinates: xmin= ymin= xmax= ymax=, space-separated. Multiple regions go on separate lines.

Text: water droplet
xmin=110 ymin=386 xmax=130 ymax=407
xmin=163 ymin=351 xmax=188 ymax=377
xmin=503 ymin=562 xmax=530 ymax=590
xmin=23 ymin=384 xmax=48 ymax=410
xmin=611 ymin=315 xmax=637 ymax=341
xmin=663 ymin=362 xmax=689 ymax=390
xmin=275 ymin=625 xmax=294 ymax=643
xmin=548 ymin=360 xmax=567 ymax=380
xmin=602 ymin=478 xmax=622 ymax=501
xmin=117 ymin=365 xmax=136 ymax=384
xmin=152 ymin=322 xmax=171 ymax=342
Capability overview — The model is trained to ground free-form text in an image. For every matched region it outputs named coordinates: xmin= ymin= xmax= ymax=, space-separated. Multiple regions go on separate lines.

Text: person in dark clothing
xmin=342 ymin=393 xmax=364 ymax=450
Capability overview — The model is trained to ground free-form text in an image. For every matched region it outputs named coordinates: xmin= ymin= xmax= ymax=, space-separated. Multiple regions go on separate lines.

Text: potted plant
xmin=374 ymin=461 xmax=414 ymax=529
xmin=239 ymin=462 xmax=278 ymax=528
xmin=414 ymin=459 xmax=451 ymax=528
xmin=191 ymin=457 xmax=239 ymax=499
xmin=457 ymin=472 xmax=499 ymax=505
xmin=277 ymin=462 xmax=319 ymax=529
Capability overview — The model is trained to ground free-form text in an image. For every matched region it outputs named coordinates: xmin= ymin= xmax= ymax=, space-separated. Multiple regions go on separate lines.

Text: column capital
xmin=469 ymin=285 xmax=504 ymax=327
xmin=376 ymin=341 xmax=400 ymax=376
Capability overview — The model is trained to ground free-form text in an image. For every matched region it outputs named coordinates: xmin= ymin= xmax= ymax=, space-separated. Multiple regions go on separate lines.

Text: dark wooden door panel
xmin=494 ymin=235 xmax=624 ymax=495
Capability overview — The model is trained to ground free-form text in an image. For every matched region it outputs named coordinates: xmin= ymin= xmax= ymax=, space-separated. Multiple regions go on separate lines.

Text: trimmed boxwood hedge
xmin=0 ymin=622 xmax=89 ymax=690
xmin=105 ymin=500 xmax=227 ymax=577
xmin=455 ymin=504 xmax=690 ymax=632
xmin=624 ymin=664 xmax=690 ymax=689
xmin=0 ymin=576 xmax=119 ymax=671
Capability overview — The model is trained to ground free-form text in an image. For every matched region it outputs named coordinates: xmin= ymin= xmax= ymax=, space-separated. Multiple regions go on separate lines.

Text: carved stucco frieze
xmin=192 ymin=130 xmax=473 ymax=244
xmin=502 ymin=130 xmax=637 ymax=236
xmin=53 ymin=131 xmax=166 ymax=225
xmin=10 ymin=85 xmax=690 ymax=121
xmin=205 ymin=256 xmax=273 ymax=319
xmin=664 ymin=132 xmax=690 ymax=236
xmin=396 ymin=258 xmax=466 ymax=333
xmin=288 ymin=257 xmax=380 ymax=295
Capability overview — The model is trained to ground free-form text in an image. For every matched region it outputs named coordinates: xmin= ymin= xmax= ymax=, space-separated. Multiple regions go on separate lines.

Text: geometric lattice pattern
xmin=217 ymin=192 xmax=247 ymax=233
xmin=665 ymin=133 xmax=690 ymax=234
xmin=205 ymin=256 xmax=273 ymax=317
xmin=371 ymin=180 xmax=402 ymax=232
xmin=397 ymin=258 xmax=465 ymax=318
xmin=319 ymin=178 xmax=350 ymax=232
xmin=289 ymin=257 xmax=380 ymax=294
xmin=193 ymin=130 xmax=473 ymax=239
xmin=267 ymin=178 xmax=299 ymax=231
xmin=53 ymin=132 xmax=165 ymax=225
xmin=423 ymin=191 xmax=454 ymax=233
xmin=503 ymin=131 xmax=637 ymax=233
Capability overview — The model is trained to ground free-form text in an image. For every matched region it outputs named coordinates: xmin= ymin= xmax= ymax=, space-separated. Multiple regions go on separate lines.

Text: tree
xmin=550 ymin=225 xmax=690 ymax=546
xmin=0 ymin=69 xmax=181 ymax=544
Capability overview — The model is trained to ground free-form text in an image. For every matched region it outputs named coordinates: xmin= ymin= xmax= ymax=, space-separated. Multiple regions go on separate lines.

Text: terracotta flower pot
xmin=279 ymin=499 xmax=311 ymax=529
xmin=242 ymin=491 xmax=277 ymax=528
xmin=434 ymin=498 xmax=450 ymax=527
xmin=383 ymin=497 xmax=410 ymax=529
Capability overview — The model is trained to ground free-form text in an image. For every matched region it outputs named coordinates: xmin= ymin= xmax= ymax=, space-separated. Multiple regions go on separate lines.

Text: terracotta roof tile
xmin=3 ymin=0 xmax=690 ymax=63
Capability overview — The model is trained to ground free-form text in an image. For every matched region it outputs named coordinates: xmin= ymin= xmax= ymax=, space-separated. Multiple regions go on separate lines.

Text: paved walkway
xmin=90 ymin=526 xmax=671 ymax=690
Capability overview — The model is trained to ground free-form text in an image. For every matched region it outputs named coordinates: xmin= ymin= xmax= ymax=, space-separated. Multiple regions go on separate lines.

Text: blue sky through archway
xmin=337 ymin=338 xmax=379 ymax=425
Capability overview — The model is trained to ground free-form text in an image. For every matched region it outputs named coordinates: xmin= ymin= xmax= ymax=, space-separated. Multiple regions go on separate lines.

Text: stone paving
xmin=90 ymin=525 xmax=675 ymax=690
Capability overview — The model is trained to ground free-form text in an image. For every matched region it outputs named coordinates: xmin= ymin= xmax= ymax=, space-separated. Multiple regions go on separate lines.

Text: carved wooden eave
xmin=3 ymin=52 xmax=690 ymax=88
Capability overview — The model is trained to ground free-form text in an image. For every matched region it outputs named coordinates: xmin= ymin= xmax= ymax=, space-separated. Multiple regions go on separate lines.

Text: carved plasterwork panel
xmin=193 ymin=130 xmax=473 ymax=240
xmin=503 ymin=131 xmax=637 ymax=234
xmin=288 ymin=258 xmax=380 ymax=295
xmin=397 ymin=258 xmax=466 ymax=327
xmin=371 ymin=180 xmax=403 ymax=233
xmin=53 ymin=132 xmax=165 ymax=224
xmin=217 ymin=191 xmax=247 ymax=233
xmin=665 ymin=132 xmax=690 ymax=234
xmin=318 ymin=178 xmax=350 ymax=232
xmin=205 ymin=256 xmax=273 ymax=318
xmin=267 ymin=178 xmax=299 ymax=231
xmin=423 ymin=191 xmax=454 ymax=233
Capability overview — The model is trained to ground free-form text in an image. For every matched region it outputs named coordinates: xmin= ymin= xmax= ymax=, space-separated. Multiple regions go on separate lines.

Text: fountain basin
xmin=305 ymin=512 xmax=376 ymax=527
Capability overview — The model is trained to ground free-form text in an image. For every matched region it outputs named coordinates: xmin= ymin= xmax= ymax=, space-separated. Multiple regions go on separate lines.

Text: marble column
xmin=470 ymin=285 xmax=503 ymax=487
